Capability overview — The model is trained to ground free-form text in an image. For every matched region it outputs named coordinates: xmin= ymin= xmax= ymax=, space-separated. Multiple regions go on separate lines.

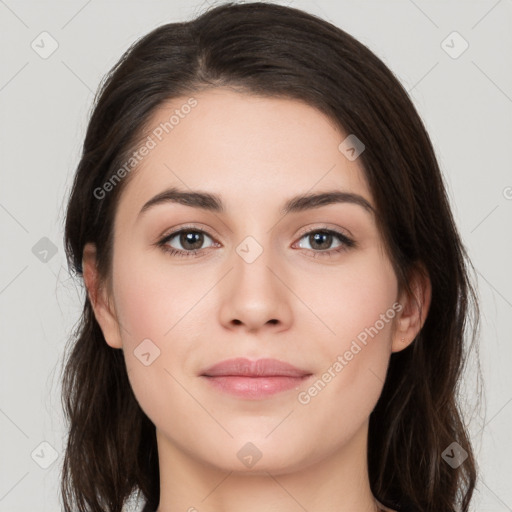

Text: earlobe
xmin=82 ymin=242 xmax=123 ymax=349
xmin=392 ymin=264 xmax=432 ymax=353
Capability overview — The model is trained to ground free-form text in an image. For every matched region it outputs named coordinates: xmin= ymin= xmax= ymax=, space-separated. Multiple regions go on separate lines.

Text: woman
xmin=60 ymin=2 xmax=481 ymax=511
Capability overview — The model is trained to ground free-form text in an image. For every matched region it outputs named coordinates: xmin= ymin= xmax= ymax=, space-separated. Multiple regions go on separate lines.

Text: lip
xmin=201 ymin=357 xmax=311 ymax=378
xmin=200 ymin=358 xmax=313 ymax=400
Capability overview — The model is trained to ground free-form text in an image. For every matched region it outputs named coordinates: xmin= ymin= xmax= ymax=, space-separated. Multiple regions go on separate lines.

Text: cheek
xmin=336 ymin=274 xmax=398 ymax=349
xmin=111 ymin=250 xmax=209 ymax=344
xmin=110 ymin=252 xmax=202 ymax=420
xmin=303 ymin=249 xmax=399 ymax=392
xmin=299 ymin=248 xmax=398 ymax=347
xmin=295 ymin=276 xmax=397 ymax=436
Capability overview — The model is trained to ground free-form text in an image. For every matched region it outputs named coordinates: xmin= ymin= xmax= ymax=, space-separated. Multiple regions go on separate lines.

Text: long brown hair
xmin=60 ymin=2 xmax=482 ymax=511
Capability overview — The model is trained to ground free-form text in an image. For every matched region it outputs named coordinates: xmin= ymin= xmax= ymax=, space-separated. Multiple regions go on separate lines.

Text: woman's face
xmin=89 ymin=88 xmax=410 ymax=474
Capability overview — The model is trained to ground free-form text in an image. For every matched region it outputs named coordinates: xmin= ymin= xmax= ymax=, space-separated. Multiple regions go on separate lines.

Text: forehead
xmin=116 ymin=88 xmax=371 ymax=218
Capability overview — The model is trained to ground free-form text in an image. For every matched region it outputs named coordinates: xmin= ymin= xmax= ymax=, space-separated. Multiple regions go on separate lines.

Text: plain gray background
xmin=0 ymin=0 xmax=511 ymax=511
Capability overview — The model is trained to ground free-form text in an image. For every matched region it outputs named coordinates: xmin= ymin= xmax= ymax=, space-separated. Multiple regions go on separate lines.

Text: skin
xmin=83 ymin=88 xmax=431 ymax=512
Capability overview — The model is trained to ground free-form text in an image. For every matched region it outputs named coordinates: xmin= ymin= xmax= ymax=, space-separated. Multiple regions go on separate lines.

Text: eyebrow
xmin=137 ymin=186 xmax=375 ymax=219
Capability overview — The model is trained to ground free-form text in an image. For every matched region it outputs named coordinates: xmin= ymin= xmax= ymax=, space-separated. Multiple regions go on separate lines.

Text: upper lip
xmin=201 ymin=358 xmax=311 ymax=377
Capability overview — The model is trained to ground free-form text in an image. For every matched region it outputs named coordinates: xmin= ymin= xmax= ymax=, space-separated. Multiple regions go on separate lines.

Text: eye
xmin=294 ymin=228 xmax=355 ymax=257
xmin=157 ymin=228 xmax=217 ymax=257
xmin=156 ymin=226 xmax=355 ymax=259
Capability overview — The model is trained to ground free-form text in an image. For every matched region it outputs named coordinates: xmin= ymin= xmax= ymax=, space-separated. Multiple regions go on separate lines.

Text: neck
xmin=155 ymin=419 xmax=383 ymax=512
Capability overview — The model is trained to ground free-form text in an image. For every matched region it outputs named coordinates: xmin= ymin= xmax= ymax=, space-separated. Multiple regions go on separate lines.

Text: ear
xmin=82 ymin=242 xmax=123 ymax=349
xmin=392 ymin=263 xmax=432 ymax=353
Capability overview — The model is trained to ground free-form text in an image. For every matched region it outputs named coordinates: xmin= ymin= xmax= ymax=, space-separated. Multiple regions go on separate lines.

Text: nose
xmin=218 ymin=240 xmax=293 ymax=333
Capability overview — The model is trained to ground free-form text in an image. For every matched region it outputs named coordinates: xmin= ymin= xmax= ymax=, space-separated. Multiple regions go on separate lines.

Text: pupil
xmin=182 ymin=231 xmax=203 ymax=250
xmin=311 ymin=232 xmax=332 ymax=250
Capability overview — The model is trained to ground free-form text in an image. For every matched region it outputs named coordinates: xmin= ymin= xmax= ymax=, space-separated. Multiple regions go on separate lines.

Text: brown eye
xmin=307 ymin=231 xmax=335 ymax=250
xmin=177 ymin=230 xmax=206 ymax=250
xmin=296 ymin=229 xmax=354 ymax=254
xmin=159 ymin=229 xmax=216 ymax=256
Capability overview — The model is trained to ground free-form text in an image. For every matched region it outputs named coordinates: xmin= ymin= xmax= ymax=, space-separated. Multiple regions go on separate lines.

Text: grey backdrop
xmin=0 ymin=0 xmax=511 ymax=511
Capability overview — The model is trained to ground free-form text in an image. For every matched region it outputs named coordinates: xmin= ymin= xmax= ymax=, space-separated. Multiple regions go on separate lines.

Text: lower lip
xmin=201 ymin=375 xmax=312 ymax=399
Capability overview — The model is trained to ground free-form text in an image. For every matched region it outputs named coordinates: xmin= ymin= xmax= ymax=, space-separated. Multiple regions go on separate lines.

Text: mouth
xmin=200 ymin=357 xmax=313 ymax=400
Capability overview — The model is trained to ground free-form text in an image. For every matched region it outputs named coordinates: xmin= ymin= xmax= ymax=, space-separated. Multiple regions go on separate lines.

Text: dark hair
xmin=61 ymin=2 xmax=482 ymax=511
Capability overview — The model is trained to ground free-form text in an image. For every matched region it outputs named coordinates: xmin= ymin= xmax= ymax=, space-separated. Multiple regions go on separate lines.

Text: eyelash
xmin=156 ymin=225 xmax=356 ymax=259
